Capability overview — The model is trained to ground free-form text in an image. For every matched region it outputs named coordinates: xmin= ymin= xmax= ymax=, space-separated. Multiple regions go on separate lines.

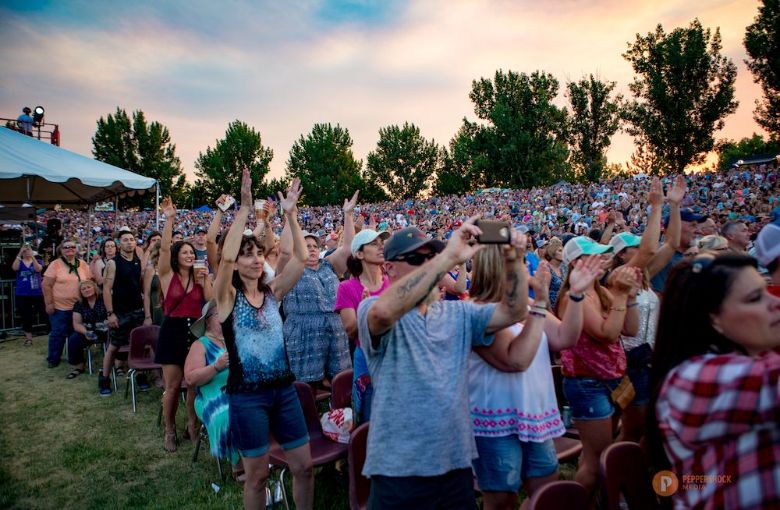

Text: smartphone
xmin=475 ymin=220 xmax=511 ymax=244
xmin=217 ymin=195 xmax=235 ymax=212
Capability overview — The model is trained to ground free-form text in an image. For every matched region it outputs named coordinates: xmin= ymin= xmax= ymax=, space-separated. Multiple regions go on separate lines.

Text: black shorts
xmin=368 ymin=467 xmax=477 ymax=510
xmin=154 ymin=316 xmax=196 ymax=367
xmin=110 ymin=309 xmax=145 ymax=347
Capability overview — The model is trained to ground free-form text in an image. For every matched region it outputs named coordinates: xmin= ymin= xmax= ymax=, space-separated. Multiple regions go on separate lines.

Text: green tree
xmin=567 ymin=75 xmax=623 ymax=182
xmin=92 ymin=108 xmax=186 ymax=208
xmin=365 ymin=123 xmax=439 ymax=199
xmin=623 ymin=19 xmax=738 ymax=173
xmin=285 ymin=123 xmax=364 ymax=206
xmin=744 ymin=0 xmax=780 ymax=138
xmin=434 ymin=124 xmax=484 ymax=195
xmin=716 ymin=134 xmax=780 ymax=170
xmin=626 ymin=140 xmax=665 ymax=176
xmin=194 ymin=120 xmax=273 ymax=205
xmin=256 ymin=176 xmax=290 ymax=201
xmin=464 ymin=70 xmax=570 ymax=189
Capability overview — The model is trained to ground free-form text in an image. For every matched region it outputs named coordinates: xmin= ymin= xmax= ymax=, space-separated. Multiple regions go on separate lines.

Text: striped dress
xmin=194 ymin=336 xmax=239 ymax=464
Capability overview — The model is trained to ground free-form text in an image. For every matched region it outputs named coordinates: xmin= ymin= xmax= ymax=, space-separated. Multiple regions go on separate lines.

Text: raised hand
xmin=240 ymin=167 xmax=252 ymax=208
xmin=261 ymin=199 xmax=275 ymax=219
xmin=502 ymin=228 xmax=528 ymax=263
xmin=647 ymin=177 xmax=663 ymax=207
xmin=343 ymin=190 xmax=359 ymax=214
xmin=666 ymin=174 xmax=687 ymax=205
xmin=441 ymin=215 xmax=485 ymax=265
xmin=530 ymin=261 xmax=551 ymax=303
xmin=161 ymin=197 xmax=176 ymax=218
xmin=568 ymin=254 xmax=603 ymax=295
xmin=278 ymin=177 xmax=302 ymax=215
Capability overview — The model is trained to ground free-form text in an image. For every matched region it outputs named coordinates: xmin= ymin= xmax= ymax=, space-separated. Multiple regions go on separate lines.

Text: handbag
xmin=610 ymin=376 xmax=636 ymax=410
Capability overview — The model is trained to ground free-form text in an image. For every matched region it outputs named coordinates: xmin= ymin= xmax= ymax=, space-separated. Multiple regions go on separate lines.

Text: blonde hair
xmin=699 ymin=235 xmax=728 ymax=253
xmin=543 ymin=237 xmax=562 ymax=261
xmin=469 ymin=245 xmax=505 ymax=304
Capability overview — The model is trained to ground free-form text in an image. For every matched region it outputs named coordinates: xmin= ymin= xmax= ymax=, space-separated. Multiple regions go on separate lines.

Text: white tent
xmin=0 ymin=127 xmax=157 ymax=208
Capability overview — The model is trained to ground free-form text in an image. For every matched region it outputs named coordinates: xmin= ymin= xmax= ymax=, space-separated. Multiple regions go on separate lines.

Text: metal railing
xmin=0 ymin=279 xmax=47 ymax=333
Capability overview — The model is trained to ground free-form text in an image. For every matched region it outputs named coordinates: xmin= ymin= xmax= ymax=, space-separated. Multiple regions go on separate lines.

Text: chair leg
xmin=112 ymin=366 xmax=117 ymax=392
xmin=157 ymin=396 xmax=163 ymax=428
xmin=192 ymin=424 xmax=203 ymax=463
xmin=277 ymin=467 xmax=290 ymax=510
xmin=216 ymin=456 xmax=224 ymax=482
xmin=125 ymin=369 xmax=133 ymax=399
xmin=86 ymin=347 xmax=93 ymax=375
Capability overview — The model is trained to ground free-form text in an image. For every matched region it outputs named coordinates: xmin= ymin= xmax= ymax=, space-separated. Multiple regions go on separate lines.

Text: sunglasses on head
xmin=391 ymin=251 xmax=436 ymax=266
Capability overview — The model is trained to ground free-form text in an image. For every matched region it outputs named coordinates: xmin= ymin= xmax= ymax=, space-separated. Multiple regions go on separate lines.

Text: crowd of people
xmin=7 ymin=161 xmax=780 ymax=510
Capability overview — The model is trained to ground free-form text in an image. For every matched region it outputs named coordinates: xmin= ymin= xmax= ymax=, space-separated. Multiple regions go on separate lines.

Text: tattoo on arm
xmin=397 ymin=272 xmax=426 ymax=298
xmin=505 ymin=268 xmax=520 ymax=307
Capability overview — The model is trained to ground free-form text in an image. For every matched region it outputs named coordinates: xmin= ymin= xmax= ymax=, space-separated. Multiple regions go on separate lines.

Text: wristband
xmin=627 ymin=302 xmax=639 ymax=308
xmin=107 ymin=311 xmax=114 ymax=316
xmin=529 ymin=311 xmax=546 ymax=318
xmin=568 ymin=293 xmax=585 ymax=302
xmin=610 ymin=306 xmax=626 ymax=312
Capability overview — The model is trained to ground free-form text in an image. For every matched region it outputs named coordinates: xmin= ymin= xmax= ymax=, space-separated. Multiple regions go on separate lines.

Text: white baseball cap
xmin=350 ymin=229 xmax=390 ymax=256
xmin=755 ymin=221 xmax=780 ymax=268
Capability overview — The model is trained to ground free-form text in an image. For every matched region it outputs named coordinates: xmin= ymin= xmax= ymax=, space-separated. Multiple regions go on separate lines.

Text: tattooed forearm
xmin=397 ymin=272 xmax=427 ymax=298
xmin=415 ymin=272 xmax=446 ymax=307
xmin=505 ymin=271 xmax=520 ymax=307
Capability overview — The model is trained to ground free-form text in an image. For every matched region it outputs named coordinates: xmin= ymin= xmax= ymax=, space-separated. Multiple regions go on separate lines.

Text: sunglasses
xmin=62 ymin=245 xmax=77 ymax=249
xmin=391 ymin=251 xmax=436 ymax=266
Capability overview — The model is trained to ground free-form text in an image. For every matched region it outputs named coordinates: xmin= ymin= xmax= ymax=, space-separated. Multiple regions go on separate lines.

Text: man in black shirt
xmin=99 ymin=229 xmax=145 ymax=396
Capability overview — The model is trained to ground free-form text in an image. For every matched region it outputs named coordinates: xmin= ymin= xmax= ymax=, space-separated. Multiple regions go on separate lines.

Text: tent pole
xmin=155 ymin=182 xmax=160 ymax=230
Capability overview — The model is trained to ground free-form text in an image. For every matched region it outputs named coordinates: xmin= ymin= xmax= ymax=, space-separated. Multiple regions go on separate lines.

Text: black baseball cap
xmin=384 ymin=227 xmax=445 ymax=261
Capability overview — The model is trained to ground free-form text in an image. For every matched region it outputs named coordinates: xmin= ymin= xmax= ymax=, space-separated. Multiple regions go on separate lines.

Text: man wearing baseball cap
xmin=357 ymin=220 xmax=529 ymax=509
xmin=755 ymin=220 xmax=780 ymax=296
xmin=193 ymin=227 xmax=208 ymax=261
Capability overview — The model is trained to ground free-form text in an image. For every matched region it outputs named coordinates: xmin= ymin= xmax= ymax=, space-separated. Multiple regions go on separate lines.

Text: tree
xmin=434 ymin=125 xmax=484 ymax=196
xmin=716 ymin=134 xmax=780 ymax=170
xmin=194 ymin=120 xmax=273 ymax=205
xmin=463 ymin=70 xmax=570 ymax=189
xmin=567 ymin=75 xmax=623 ymax=182
xmin=92 ymin=108 xmax=186 ymax=208
xmin=285 ymin=123 xmax=364 ymax=206
xmin=256 ymin=176 xmax=290 ymax=201
xmin=365 ymin=123 xmax=439 ymax=200
xmin=744 ymin=0 xmax=780 ymax=138
xmin=626 ymin=140 xmax=665 ymax=176
xmin=623 ymin=19 xmax=738 ymax=173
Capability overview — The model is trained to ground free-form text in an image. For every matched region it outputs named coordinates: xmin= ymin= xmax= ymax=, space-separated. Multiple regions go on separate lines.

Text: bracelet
xmin=568 ymin=293 xmax=585 ymax=302
xmin=107 ymin=311 xmax=114 ymax=316
xmin=529 ymin=311 xmax=546 ymax=318
xmin=610 ymin=306 xmax=627 ymax=312
xmin=627 ymin=302 xmax=639 ymax=308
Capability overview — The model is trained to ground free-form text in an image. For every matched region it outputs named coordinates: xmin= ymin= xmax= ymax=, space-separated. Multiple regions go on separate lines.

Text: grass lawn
xmin=0 ymin=334 xmax=574 ymax=509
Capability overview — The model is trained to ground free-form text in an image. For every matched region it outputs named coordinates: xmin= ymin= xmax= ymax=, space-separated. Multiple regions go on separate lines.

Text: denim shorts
xmin=472 ymin=436 xmax=559 ymax=492
xmin=563 ymin=376 xmax=623 ymax=421
xmin=625 ymin=343 xmax=652 ymax=406
xmin=228 ymin=385 xmax=309 ymax=458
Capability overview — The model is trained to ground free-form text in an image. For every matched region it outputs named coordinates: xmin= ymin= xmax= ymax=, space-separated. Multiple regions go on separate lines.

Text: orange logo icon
xmin=652 ymin=470 xmax=679 ymax=496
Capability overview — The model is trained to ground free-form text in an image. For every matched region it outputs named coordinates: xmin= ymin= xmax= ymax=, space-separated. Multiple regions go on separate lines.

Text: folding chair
xmin=600 ymin=441 xmax=660 ymax=510
xmin=348 ymin=422 xmax=370 ymax=510
xmin=528 ymin=480 xmax=588 ymax=510
xmin=124 ymin=325 xmax=161 ymax=413
xmin=330 ymin=368 xmax=353 ymax=410
xmin=192 ymin=423 xmax=225 ymax=481
xmin=553 ymin=435 xmax=583 ymax=464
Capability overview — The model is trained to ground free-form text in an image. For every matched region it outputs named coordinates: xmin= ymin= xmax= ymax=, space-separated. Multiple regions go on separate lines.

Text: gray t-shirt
xmin=358 ymin=296 xmax=496 ymax=477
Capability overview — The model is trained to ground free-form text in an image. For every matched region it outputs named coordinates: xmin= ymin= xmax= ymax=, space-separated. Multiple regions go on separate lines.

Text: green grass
xmin=0 ymin=335 xmax=575 ymax=509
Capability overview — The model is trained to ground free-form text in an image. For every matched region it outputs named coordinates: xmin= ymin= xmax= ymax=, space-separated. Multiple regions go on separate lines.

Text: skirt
xmin=154 ymin=316 xmax=196 ymax=367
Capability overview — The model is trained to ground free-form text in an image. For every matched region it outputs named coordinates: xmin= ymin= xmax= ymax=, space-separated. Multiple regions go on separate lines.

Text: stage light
xmin=33 ymin=106 xmax=45 ymax=124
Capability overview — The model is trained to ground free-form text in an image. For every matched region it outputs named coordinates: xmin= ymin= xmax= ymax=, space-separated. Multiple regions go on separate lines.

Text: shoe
xmin=23 ymin=339 xmax=33 ymax=347
xmin=47 ymin=361 xmax=60 ymax=369
xmin=137 ymin=373 xmax=151 ymax=392
xmin=163 ymin=431 xmax=178 ymax=453
xmin=66 ymin=368 xmax=85 ymax=379
xmin=98 ymin=375 xmax=113 ymax=397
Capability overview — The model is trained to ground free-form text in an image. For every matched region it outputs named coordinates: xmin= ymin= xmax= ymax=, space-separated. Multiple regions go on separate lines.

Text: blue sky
xmin=0 ymin=0 xmax=766 ymax=182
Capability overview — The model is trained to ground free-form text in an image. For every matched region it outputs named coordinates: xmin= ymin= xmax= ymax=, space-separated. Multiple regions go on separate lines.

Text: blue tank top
xmin=223 ymin=289 xmax=295 ymax=393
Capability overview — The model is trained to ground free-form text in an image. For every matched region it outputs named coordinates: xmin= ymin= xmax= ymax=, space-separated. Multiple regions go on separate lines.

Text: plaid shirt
xmin=656 ymin=350 xmax=780 ymax=510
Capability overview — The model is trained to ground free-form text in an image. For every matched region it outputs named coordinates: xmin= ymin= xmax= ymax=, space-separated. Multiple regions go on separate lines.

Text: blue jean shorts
xmin=563 ymin=376 xmax=623 ymax=421
xmin=228 ymin=385 xmax=309 ymax=458
xmin=472 ymin=436 xmax=559 ymax=492
xmin=625 ymin=343 xmax=652 ymax=406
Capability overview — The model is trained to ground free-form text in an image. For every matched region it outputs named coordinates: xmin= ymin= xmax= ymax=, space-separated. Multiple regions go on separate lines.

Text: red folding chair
xmin=348 ymin=422 xmax=370 ymax=510
xmin=528 ymin=480 xmax=588 ymax=510
xmin=553 ymin=435 xmax=583 ymax=464
xmin=124 ymin=325 xmax=161 ymax=413
xmin=600 ymin=441 xmax=660 ymax=510
xmin=330 ymin=368 xmax=353 ymax=410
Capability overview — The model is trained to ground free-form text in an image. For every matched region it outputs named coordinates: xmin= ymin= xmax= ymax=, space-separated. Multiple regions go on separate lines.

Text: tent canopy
xmin=0 ymin=127 xmax=157 ymax=207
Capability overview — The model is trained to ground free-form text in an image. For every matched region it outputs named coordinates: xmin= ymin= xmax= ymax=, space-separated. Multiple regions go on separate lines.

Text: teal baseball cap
xmin=608 ymin=232 xmax=641 ymax=255
xmin=563 ymin=236 xmax=613 ymax=265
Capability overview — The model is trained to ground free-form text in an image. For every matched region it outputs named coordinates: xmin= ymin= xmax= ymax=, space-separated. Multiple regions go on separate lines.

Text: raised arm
xmin=206 ymin=201 xmax=224 ymax=271
xmin=367 ymin=216 xmax=485 ymax=342
xmin=484 ymin=230 xmax=530 ymax=334
xmin=647 ymin=175 xmax=685 ymax=277
xmin=158 ymin=197 xmax=176 ymax=278
xmin=545 ymin=255 xmax=602 ymax=351
xmin=275 ymin=215 xmax=293 ymax=277
xmin=269 ymin=178 xmax=307 ymax=301
xmin=214 ymin=170 xmax=252 ymax=313
xmin=628 ymin=178 xmax=663 ymax=269
xmin=325 ymin=190 xmax=359 ymax=275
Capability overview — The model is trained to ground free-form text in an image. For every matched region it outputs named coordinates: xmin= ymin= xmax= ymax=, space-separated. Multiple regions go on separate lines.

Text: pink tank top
xmin=560 ymin=330 xmax=626 ymax=380
xmin=163 ymin=273 xmax=204 ymax=318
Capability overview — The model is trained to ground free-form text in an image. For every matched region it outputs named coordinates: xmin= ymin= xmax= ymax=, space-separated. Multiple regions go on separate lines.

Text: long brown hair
xmin=557 ymin=257 xmax=610 ymax=314
xmin=469 ymin=245 xmax=504 ymax=304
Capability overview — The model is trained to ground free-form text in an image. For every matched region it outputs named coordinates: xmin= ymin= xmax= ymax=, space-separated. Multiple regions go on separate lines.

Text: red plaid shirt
xmin=656 ymin=350 xmax=780 ymax=510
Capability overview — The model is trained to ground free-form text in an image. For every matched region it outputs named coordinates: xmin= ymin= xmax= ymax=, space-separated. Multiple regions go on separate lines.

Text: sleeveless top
xmin=620 ymin=289 xmax=659 ymax=351
xmin=469 ymin=324 xmax=565 ymax=442
xmin=15 ymin=259 xmax=42 ymax=296
xmin=560 ymin=314 xmax=627 ymax=380
xmin=112 ymin=253 xmax=143 ymax=313
xmin=163 ymin=273 xmax=204 ymax=318
xmin=223 ymin=289 xmax=295 ymax=393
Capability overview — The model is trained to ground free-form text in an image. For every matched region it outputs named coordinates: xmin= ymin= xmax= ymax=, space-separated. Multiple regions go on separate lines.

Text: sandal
xmin=23 ymin=339 xmax=33 ymax=347
xmin=115 ymin=367 xmax=126 ymax=378
xmin=66 ymin=368 xmax=85 ymax=379
xmin=163 ymin=431 xmax=178 ymax=453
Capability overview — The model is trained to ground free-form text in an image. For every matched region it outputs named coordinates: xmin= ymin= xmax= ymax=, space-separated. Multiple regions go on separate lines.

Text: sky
xmin=0 ymin=0 xmax=768 ymax=183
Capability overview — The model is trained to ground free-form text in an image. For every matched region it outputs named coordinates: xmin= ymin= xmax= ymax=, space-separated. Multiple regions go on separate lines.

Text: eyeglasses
xmin=391 ymin=251 xmax=436 ymax=266
xmin=62 ymin=245 xmax=77 ymax=249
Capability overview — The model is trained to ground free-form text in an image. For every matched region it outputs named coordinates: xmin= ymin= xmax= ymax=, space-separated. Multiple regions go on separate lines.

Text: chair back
xmin=600 ymin=441 xmax=660 ymax=510
xmin=330 ymin=368 xmax=353 ymax=410
xmin=528 ymin=480 xmax=588 ymax=510
xmin=128 ymin=325 xmax=160 ymax=363
xmin=348 ymin=422 xmax=370 ymax=510
xmin=294 ymin=381 xmax=324 ymax=439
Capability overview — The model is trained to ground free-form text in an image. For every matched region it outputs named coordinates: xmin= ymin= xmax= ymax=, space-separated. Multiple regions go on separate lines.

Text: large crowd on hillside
xmin=6 ymin=161 xmax=780 ymax=510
